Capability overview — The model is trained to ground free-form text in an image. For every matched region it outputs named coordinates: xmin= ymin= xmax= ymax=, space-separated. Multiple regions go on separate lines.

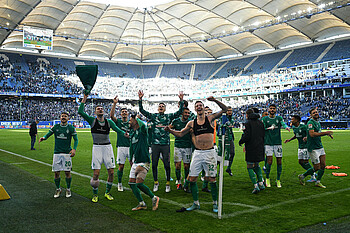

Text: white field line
xmin=1 ymin=148 xmax=349 ymax=219
xmin=0 ymin=148 xmax=216 ymax=217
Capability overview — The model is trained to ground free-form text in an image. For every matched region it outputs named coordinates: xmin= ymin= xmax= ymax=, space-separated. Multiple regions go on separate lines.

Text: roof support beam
xmin=147 ymin=10 xmax=179 ymax=61
xmin=152 ymin=10 xmax=216 ymax=59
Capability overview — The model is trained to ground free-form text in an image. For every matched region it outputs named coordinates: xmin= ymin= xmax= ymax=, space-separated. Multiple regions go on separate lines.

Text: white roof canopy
xmin=1 ymin=0 xmax=350 ymax=61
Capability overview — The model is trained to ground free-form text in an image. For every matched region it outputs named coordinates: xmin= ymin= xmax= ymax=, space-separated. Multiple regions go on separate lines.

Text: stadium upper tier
xmin=1 ymin=0 xmax=350 ymax=62
xmin=1 ymin=38 xmax=350 ymax=101
xmin=0 ymin=38 xmax=349 ymax=80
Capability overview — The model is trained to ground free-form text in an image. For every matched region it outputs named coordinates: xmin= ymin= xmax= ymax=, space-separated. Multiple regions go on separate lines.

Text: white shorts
xmin=189 ymin=149 xmax=217 ymax=178
xmin=117 ymin=147 xmax=129 ymax=164
xmin=265 ymin=145 xmax=282 ymax=158
xmin=174 ymin=147 xmax=192 ymax=163
xmin=308 ymin=148 xmax=326 ymax=165
xmin=52 ymin=154 xmax=72 ymax=172
xmin=298 ymin=149 xmax=309 ymax=160
xmin=91 ymin=144 xmax=116 ymax=170
xmin=129 ymin=162 xmax=150 ymax=179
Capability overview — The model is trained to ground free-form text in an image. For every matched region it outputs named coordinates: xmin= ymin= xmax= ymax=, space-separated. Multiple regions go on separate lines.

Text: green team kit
xmin=139 ymin=100 xmax=183 ymax=145
xmin=307 ymin=118 xmax=323 ymax=151
xmin=115 ymin=118 xmax=130 ymax=147
xmin=171 ymin=117 xmax=191 ymax=149
xmin=262 ymin=115 xmax=288 ymax=146
xmin=292 ymin=123 xmax=308 ymax=149
xmin=43 ymin=124 xmax=78 ymax=154
xmin=129 ymin=118 xmax=151 ymax=164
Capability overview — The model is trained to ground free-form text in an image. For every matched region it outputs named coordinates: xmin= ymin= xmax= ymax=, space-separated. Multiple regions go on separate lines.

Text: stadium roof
xmin=1 ymin=0 xmax=350 ymax=62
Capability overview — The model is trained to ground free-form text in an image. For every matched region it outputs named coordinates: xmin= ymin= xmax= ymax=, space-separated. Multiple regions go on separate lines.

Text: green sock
xmin=264 ymin=156 xmax=267 ymax=168
xmin=248 ymin=168 xmax=257 ymax=184
xmin=184 ymin=179 xmax=190 ymax=188
xmin=106 ymin=182 xmax=112 ymax=193
xmin=317 ymin=169 xmax=325 ymax=181
xmin=117 ymin=170 xmax=123 ymax=183
xmin=277 ymin=164 xmax=282 ymax=180
xmin=54 ymin=178 xmax=60 ymax=189
xmin=184 ymin=168 xmax=189 ymax=181
xmin=253 ymin=166 xmax=264 ymax=183
xmin=301 ymin=162 xmax=312 ymax=170
xmin=304 ymin=162 xmax=312 ymax=170
xmin=137 ymin=183 xmax=155 ymax=198
xmin=93 ymin=188 xmax=98 ymax=195
xmin=65 ymin=177 xmax=72 ymax=189
xmin=210 ymin=182 xmax=218 ymax=202
xmin=266 ymin=163 xmax=271 ymax=179
xmin=129 ymin=183 xmax=143 ymax=202
xmin=202 ymin=180 xmax=208 ymax=189
xmin=175 ymin=168 xmax=181 ymax=181
xmin=302 ymin=167 xmax=315 ymax=177
xmin=190 ymin=182 xmax=199 ymax=202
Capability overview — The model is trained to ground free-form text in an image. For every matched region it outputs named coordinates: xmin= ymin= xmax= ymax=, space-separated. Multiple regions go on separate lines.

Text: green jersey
xmin=43 ymin=124 xmax=78 ymax=154
xmin=262 ymin=115 xmax=287 ymax=145
xmin=292 ymin=123 xmax=307 ymax=149
xmin=307 ymin=118 xmax=323 ymax=151
xmin=171 ymin=117 xmax=191 ymax=148
xmin=217 ymin=115 xmax=235 ymax=141
xmin=129 ymin=119 xmax=151 ymax=163
xmin=114 ymin=118 xmax=130 ymax=147
xmin=139 ymin=100 xmax=183 ymax=145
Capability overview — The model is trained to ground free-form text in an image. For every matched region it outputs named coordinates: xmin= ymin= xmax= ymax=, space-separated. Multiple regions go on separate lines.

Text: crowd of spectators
xmin=1 ymin=95 xmax=349 ymax=124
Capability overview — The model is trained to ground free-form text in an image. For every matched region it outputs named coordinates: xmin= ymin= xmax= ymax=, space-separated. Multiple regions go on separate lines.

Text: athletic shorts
xmin=52 ymin=153 xmax=72 ymax=172
xmin=189 ymin=149 xmax=217 ymax=178
xmin=265 ymin=145 xmax=282 ymax=158
xmin=117 ymin=147 xmax=129 ymax=164
xmin=298 ymin=149 xmax=309 ymax=160
xmin=308 ymin=148 xmax=325 ymax=165
xmin=129 ymin=162 xmax=150 ymax=179
xmin=91 ymin=144 xmax=116 ymax=170
xmin=174 ymin=147 xmax=192 ymax=163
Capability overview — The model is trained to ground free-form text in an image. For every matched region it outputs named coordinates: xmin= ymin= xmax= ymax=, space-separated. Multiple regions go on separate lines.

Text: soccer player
xmin=165 ymin=96 xmax=227 ymax=213
xmin=262 ymin=104 xmax=290 ymax=188
xmin=239 ymin=109 xmax=265 ymax=194
xmin=169 ymin=107 xmax=192 ymax=190
xmin=284 ymin=115 xmax=316 ymax=182
xmin=39 ymin=112 xmax=78 ymax=198
xmin=29 ymin=120 xmax=39 ymax=150
xmin=138 ymin=90 xmax=184 ymax=193
xmin=78 ymin=94 xmax=127 ymax=203
xmin=110 ymin=95 xmax=131 ymax=192
xmin=128 ymin=113 xmax=160 ymax=211
xmin=298 ymin=108 xmax=333 ymax=188
xmin=217 ymin=106 xmax=235 ymax=176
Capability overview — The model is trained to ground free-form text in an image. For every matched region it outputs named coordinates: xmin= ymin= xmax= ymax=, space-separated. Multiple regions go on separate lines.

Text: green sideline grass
xmin=0 ymin=129 xmax=349 ymax=232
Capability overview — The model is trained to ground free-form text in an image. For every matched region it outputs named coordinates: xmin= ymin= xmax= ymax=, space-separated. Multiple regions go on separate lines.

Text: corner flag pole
xmin=218 ymin=113 xmax=227 ymax=219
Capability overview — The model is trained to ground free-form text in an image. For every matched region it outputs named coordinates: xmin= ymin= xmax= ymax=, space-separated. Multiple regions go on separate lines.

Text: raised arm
xmin=171 ymin=91 xmax=185 ymax=119
xmin=110 ymin=95 xmax=119 ymax=122
xmin=78 ymin=94 xmax=95 ymax=124
xmin=138 ymin=90 xmax=152 ymax=119
xmin=165 ymin=120 xmax=193 ymax=138
xmin=207 ymin=96 xmax=227 ymax=122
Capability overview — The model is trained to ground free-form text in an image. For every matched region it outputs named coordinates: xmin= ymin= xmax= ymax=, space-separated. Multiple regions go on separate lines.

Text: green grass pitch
xmin=0 ymin=129 xmax=349 ymax=232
